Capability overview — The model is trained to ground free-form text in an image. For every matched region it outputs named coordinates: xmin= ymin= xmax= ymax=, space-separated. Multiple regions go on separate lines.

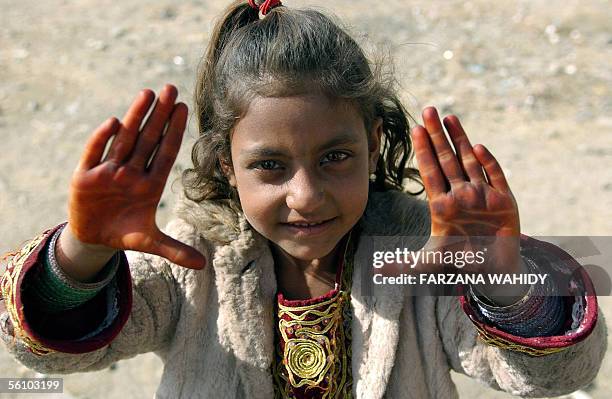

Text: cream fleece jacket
xmin=1 ymin=190 xmax=607 ymax=398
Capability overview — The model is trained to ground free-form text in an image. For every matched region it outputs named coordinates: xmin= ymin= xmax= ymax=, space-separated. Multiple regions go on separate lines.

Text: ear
xmin=368 ymin=118 xmax=383 ymax=174
xmin=219 ymin=157 xmax=237 ymax=187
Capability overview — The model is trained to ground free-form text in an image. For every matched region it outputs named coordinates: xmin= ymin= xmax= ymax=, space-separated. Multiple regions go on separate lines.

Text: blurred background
xmin=0 ymin=0 xmax=610 ymax=397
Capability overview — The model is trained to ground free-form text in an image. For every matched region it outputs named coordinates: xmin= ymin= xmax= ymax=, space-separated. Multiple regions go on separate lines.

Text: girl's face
xmin=223 ymin=94 xmax=381 ymax=263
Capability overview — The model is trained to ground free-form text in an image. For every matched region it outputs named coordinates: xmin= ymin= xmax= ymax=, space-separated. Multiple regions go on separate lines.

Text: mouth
xmin=282 ymin=217 xmax=336 ymax=236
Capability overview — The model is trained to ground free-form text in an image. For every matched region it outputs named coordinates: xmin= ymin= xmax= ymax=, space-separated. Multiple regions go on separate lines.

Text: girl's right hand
xmin=66 ymin=84 xmax=206 ymax=270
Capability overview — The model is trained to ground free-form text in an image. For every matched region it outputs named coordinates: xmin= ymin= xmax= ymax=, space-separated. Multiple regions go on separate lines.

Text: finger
xmin=104 ymin=89 xmax=156 ymax=163
xmin=129 ymin=84 xmax=179 ymax=169
xmin=151 ymin=232 xmax=207 ymax=270
xmin=148 ymin=102 xmax=188 ymax=178
xmin=473 ymin=144 xmax=510 ymax=192
xmin=422 ymin=107 xmax=466 ymax=184
xmin=443 ymin=115 xmax=486 ymax=183
xmin=411 ymin=125 xmax=448 ymax=196
xmin=78 ymin=117 xmax=120 ymax=170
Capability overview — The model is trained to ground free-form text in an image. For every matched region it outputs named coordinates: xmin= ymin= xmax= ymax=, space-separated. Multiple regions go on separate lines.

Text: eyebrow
xmin=242 ymin=132 xmax=360 ymax=158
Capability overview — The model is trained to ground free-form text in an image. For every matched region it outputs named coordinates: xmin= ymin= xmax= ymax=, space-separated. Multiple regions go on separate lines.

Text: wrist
xmin=57 ymin=224 xmax=118 ymax=283
xmin=62 ymin=223 xmax=117 ymax=256
xmin=472 ymin=256 xmax=531 ymax=306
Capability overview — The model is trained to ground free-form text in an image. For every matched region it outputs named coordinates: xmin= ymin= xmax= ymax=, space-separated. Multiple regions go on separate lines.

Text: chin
xmin=277 ymin=240 xmax=337 ymax=261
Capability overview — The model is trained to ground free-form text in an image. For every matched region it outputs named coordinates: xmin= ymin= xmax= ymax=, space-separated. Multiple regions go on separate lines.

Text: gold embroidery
xmin=1 ymin=232 xmax=56 ymax=356
xmin=475 ymin=325 xmax=567 ymax=357
xmin=278 ymin=290 xmax=347 ymax=391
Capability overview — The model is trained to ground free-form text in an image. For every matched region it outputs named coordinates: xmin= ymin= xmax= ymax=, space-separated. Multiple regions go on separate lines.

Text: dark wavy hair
xmin=182 ymin=0 xmax=424 ymax=207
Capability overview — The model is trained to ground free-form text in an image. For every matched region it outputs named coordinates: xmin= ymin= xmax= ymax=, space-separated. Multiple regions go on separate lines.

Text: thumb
xmin=150 ymin=231 xmax=207 ymax=270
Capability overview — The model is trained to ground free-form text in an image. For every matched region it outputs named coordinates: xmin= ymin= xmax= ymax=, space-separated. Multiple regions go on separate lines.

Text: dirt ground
xmin=0 ymin=0 xmax=610 ymax=398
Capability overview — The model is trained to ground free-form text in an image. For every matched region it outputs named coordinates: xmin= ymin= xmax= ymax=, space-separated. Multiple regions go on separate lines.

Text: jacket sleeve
xmin=0 ymin=218 xmax=201 ymax=374
xmin=436 ymin=235 xmax=607 ymax=398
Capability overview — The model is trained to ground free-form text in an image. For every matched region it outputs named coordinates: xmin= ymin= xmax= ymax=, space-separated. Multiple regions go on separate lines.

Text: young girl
xmin=0 ymin=1 xmax=606 ymax=398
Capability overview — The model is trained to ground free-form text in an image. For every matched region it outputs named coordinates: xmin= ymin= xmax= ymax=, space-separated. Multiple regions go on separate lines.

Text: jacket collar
xmin=174 ymin=190 xmax=427 ymax=398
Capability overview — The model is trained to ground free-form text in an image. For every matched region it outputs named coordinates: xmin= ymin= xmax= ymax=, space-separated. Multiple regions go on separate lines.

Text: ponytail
xmin=186 ymin=2 xmax=261 ymax=204
xmin=195 ymin=1 xmax=258 ymax=134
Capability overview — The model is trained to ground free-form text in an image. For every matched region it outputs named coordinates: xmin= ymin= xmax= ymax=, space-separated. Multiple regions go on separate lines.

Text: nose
xmin=285 ymin=168 xmax=326 ymax=215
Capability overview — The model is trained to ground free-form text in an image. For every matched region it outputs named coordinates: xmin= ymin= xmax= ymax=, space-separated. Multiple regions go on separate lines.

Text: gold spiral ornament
xmin=286 ymin=338 xmax=327 ymax=381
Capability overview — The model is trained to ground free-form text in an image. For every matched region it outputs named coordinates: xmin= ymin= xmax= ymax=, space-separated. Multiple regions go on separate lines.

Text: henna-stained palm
xmin=68 ymin=85 xmax=206 ymax=270
xmin=411 ymin=107 xmax=521 ymax=274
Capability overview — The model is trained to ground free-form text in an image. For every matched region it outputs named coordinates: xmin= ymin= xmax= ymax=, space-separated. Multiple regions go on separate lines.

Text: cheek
xmin=330 ymin=163 xmax=370 ymax=216
xmin=233 ymin=173 xmax=281 ymax=228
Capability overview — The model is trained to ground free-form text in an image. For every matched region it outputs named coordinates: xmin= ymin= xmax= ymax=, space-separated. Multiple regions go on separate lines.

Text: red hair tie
xmin=248 ymin=0 xmax=282 ymax=15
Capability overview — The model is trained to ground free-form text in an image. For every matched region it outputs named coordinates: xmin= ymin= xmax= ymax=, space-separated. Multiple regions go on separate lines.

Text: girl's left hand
xmin=411 ymin=107 xmax=523 ymax=276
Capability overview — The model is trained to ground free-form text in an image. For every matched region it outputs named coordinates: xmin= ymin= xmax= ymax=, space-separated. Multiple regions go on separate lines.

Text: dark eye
xmin=322 ymin=151 xmax=350 ymax=164
xmin=255 ymin=160 xmax=281 ymax=170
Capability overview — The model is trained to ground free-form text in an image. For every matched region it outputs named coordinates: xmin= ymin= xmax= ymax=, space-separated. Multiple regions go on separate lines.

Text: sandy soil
xmin=0 ymin=0 xmax=610 ymax=398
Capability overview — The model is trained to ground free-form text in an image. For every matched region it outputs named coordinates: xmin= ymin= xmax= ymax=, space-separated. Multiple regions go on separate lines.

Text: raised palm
xmin=411 ymin=107 xmax=521 ymax=274
xmin=68 ymin=85 xmax=206 ymax=270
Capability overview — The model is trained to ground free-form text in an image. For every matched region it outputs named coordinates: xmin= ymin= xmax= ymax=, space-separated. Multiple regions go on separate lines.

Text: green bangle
xmin=29 ymin=225 xmax=120 ymax=313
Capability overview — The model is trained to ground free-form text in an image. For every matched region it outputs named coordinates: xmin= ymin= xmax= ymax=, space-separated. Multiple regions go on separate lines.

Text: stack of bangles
xmin=469 ymin=256 xmax=565 ymax=337
xmin=27 ymin=224 xmax=120 ymax=313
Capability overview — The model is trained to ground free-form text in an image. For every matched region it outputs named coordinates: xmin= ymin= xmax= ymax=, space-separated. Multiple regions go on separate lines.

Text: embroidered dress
xmin=272 ymin=230 xmax=358 ymax=399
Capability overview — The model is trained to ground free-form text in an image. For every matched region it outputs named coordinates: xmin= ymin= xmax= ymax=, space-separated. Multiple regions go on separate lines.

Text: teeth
xmin=292 ymin=221 xmax=324 ymax=227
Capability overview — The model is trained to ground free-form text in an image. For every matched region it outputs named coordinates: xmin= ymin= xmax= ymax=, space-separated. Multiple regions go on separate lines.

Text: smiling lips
xmin=283 ymin=218 xmax=336 ymax=235
xmin=287 ymin=220 xmax=327 ymax=227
